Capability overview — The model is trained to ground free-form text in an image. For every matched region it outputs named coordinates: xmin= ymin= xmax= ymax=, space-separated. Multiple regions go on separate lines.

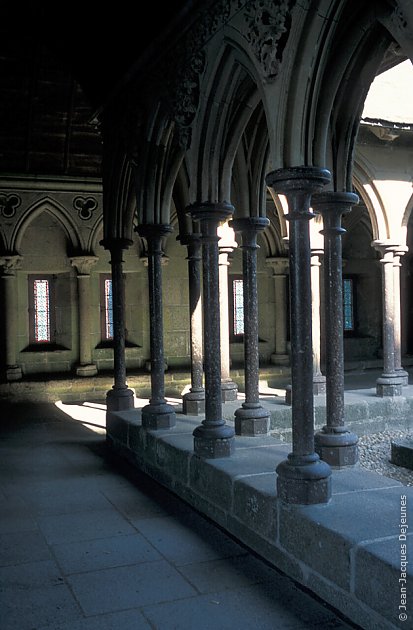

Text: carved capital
xmin=0 ymin=255 xmax=23 ymax=276
xmin=70 ymin=256 xmax=99 ymax=276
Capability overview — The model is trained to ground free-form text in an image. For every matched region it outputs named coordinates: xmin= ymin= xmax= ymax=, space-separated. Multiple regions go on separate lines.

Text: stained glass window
xmin=233 ymin=278 xmax=244 ymax=336
xmin=343 ymin=278 xmax=354 ymax=331
xmin=104 ymin=278 xmax=114 ymax=339
xmin=33 ymin=279 xmax=50 ymax=342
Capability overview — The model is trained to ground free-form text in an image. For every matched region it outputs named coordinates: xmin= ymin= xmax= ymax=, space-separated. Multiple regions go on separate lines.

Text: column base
xmin=313 ymin=374 xmax=326 ymax=395
xmin=396 ymin=369 xmax=409 ymax=386
xmin=234 ymin=404 xmax=270 ymax=436
xmin=276 ymin=454 xmax=332 ymax=504
xmin=315 ymin=428 xmax=359 ymax=467
xmin=270 ymin=353 xmax=290 ymax=366
xmin=376 ymin=374 xmax=404 ymax=397
xmin=6 ymin=365 xmax=22 ymax=381
xmin=182 ymin=389 xmax=205 ymax=415
xmin=193 ymin=423 xmax=235 ymax=458
xmin=106 ymin=387 xmax=135 ymax=411
xmin=76 ymin=363 xmax=98 ymax=377
xmin=221 ymin=380 xmax=238 ymax=402
xmin=141 ymin=402 xmax=176 ymax=429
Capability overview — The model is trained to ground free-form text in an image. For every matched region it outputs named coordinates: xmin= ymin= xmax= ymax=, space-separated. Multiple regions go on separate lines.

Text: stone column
xmin=374 ymin=241 xmax=404 ymax=396
xmin=180 ymin=233 xmax=205 ymax=415
xmin=230 ymin=217 xmax=270 ymax=435
xmin=218 ymin=222 xmax=238 ymax=401
xmin=70 ymin=256 xmax=99 ymax=377
xmin=0 ymin=255 xmax=22 ymax=381
xmin=266 ymin=166 xmax=332 ymax=505
xmin=311 ymin=249 xmax=326 ymax=395
xmin=266 ymin=257 xmax=289 ymax=365
xmin=137 ymin=224 xmax=176 ymax=429
xmin=312 ymin=192 xmax=359 ymax=466
xmin=102 ymin=239 xmax=135 ymax=411
xmin=393 ymin=247 xmax=409 ymax=385
xmin=188 ymin=202 xmax=235 ymax=458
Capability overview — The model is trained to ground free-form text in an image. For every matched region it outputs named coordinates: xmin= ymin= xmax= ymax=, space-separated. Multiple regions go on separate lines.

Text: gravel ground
xmin=358 ymin=429 xmax=413 ymax=486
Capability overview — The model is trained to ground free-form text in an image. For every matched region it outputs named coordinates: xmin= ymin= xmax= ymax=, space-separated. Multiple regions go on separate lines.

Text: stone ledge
xmin=222 ymin=387 xmax=413 ymax=440
xmin=107 ymin=408 xmax=413 ymax=630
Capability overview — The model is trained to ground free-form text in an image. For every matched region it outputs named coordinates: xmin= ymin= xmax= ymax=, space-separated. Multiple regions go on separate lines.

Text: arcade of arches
xmin=1 ymin=3 xmax=413 ymax=501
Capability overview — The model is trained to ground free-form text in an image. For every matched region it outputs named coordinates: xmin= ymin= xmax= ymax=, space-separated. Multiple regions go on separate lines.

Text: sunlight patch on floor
xmin=55 ymin=395 xmax=181 ymax=432
xmin=55 ymin=400 xmax=107 ymax=433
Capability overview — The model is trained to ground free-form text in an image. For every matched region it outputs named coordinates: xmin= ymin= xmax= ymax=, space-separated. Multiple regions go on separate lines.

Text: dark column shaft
xmin=188 ymin=202 xmax=235 ymax=458
xmin=111 ymin=247 xmax=128 ymax=390
xmin=266 ymin=166 xmax=332 ymax=505
xmin=244 ymin=235 xmax=259 ymax=403
xmin=180 ymin=234 xmax=205 ymax=415
xmin=230 ymin=217 xmax=270 ymax=436
xmin=203 ymin=220 xmax=223 ymax=421
xmin=102 ymin=239 xmax=134 ymax=411
xmin=136 ymin=224 xmax=176 ymax=429
xmin=312 ymin=192 xmax=359 ymax=467
xmin=147 ymin=233 xmax=166 ymax=405
xmin=288 ymin=192 xmax=314 ymax=456
xmin=187 ymin=237 xmax=204 ymax=393
xmin=324 ymin=210 xmax=344 ymax=424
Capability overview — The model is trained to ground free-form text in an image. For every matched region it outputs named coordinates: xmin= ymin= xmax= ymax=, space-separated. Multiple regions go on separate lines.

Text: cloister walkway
xmin=1 ymin=367 xmax=412 ymax=629
xmin=0 ymin=400 xmax=355 ymax=630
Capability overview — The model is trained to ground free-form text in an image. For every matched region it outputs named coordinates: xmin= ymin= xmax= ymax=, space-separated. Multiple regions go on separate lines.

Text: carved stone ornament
xmin=0 ymin=255 xmax=23 ymax=276
xmin=160 ymin=0 xmax=244 ymax=148
xmin=69 ymin=255 xmax=99 ymax=276
xmin=391 ymin=3 xmax=408 ymax=30
xmin=73 ymin=196 xmax=98 ymax=221
xmin=243 ymin=0 xmax=291 ymax=80
xmin=162 ymin=49 xmax=205 ymax=150
xmin=0 ymin=193 xmax=21 ymax=218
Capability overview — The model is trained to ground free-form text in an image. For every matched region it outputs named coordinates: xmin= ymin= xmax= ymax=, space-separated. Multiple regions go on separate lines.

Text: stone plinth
xmin=390 ymin=438 xmax=413 ymax=470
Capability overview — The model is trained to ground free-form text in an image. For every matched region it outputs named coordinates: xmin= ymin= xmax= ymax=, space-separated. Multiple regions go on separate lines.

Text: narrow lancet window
xmin=343 ymin=277 xmax=354 ymax=331
xmin=233 ymin=278 xmax=244 ymax=336
xmin=104 ymin=278 xmax=114 ymax=340
xmin=33 ymin=279 xmax=51 ymax=342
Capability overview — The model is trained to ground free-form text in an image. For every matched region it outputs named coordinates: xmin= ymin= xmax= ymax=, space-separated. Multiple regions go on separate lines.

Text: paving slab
xmin=67 ymin=560 xmax=198 ymax=615
xmin=36 ymin=609 xmax=152 ymax=630
xmin=0 ymin=529 xmax=52 ymax=566
xmin=134 ymin=513 xmax=246 ymax=566
xmin=51 ymin=532 xmax=162 ymax=574
xmin=0 ymin=559 xmax=83 ymax=630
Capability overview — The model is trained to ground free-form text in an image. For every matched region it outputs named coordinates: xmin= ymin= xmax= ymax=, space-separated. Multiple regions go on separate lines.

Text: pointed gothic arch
xmin=12 ymin=197 xmax=82 ymax=255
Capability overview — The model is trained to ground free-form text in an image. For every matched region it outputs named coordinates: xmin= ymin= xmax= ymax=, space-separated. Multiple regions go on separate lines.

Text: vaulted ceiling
xmin=0 ymin=1 xmax=199 ymax=178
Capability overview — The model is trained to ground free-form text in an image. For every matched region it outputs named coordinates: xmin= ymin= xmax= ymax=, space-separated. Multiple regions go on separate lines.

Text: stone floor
xmin=0 ymin=402 xmax=356 ymax=630
xmin=1 ymin=366 xmax=413 ymax=630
